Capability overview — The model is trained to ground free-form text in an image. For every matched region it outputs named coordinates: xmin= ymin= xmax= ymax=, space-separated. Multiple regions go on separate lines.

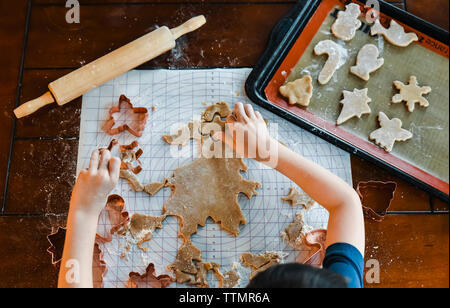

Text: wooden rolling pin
xmin=14 ymin=15 xmax=206 ymax=118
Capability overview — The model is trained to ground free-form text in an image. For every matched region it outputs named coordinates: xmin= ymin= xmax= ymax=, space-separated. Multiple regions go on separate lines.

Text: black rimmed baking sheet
xmin=245 ymin=0 xmax=449 ymax=201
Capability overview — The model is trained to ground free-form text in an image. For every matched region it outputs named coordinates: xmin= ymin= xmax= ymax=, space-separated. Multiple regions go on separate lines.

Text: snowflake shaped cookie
xmin=392 ymin=76 xmax=432 ymax=112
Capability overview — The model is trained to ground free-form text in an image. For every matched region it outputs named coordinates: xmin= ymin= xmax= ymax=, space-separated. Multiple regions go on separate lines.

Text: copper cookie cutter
xmin=356 ymin=181 xmax=397 ymax=222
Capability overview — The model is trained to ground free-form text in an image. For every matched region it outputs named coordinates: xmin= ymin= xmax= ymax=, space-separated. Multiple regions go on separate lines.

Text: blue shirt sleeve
xmin=323 ymin=243 xmax=364 ymax=288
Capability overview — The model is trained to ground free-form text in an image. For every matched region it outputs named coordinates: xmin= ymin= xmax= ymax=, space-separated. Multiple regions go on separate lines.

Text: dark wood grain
xmin=406 ymin=0 xmax=449 ymax=31
xmin=25 ymin=3 xmax=293 ymax=69
xmin=0 ymin=216 xmax=66 ymax=288
xmin=5 ymin=140 xmax=78 ymax=214
xmin=0 ymin=0 xmax=28 ymax=208
xmin=364 ymin=214 xmax=449 ymax=288
xmin=351 ymin=156 xmax=431 ymax=212
xmin=16 ymin=70 xmax=81 ymax=138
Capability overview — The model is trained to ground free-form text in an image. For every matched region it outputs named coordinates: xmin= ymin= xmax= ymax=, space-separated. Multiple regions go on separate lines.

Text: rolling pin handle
xmin=170 ymin=15 xmax=207 ymax=40
xmin=13 ymin=91 xmax=55 ymax=119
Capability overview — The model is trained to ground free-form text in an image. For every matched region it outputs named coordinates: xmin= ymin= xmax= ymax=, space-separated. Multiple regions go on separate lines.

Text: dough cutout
xmin=221 ymin=270 xmax=240 ymax=288
xmin=144 ymin=178 xmax=170 ymax=196
xmin=350 ymin=44 xmax=384 ymax=81
xmin=369 ymin=112 xmax=413 ymax=152
xmin=279 ymin=75 xmax=314 ymax=107
xmin=331 ymin=3 xmax=362 ymax=41
xmin=202 ymin=102 xmax=232 ymax=122
xmin=162 ymin=120 xmax=202 ymax=146
xmin=168 ymin=240 xmax=221 ymax=287
xmin=126 ymin=213 xmax=166 ymax=251
xmin=241 ymin=252 xmax=282 ymax=279
xmin=120 ymin=170 xmax=144 ymax=192
xmin=281 ymin=213 xmax=311 ymax=249
xmin=392 ymin=76 xmax=432 ymax=112
xmin=128 ymin=263 xmax=173 ymax=288
xmin=163 ymin=158 xmax=261 ymax=237
xmin=371 ymin=19 xmax=418 ymax=47
xmin=337 ymin=88 xmax=372 ymax=125
xmin=102 ymin=95 xmax=149 ymax=137
xmin=314 ymin=40 xmax=346 ymax=85
xmin=281 ymin=187 xmax=315 ymax=210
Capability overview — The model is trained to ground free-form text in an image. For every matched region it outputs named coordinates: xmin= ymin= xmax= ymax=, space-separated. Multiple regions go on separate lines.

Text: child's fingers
xmin=255 ymin=111 xmax=263 ymax=121
xmin=244 ymin=104 xmax=256 ymax=119
xmin=99 ymin=149 xmax=111 ymax=171
xmin=108 ymin=157 xmax=121 ymax=181
xmin=235 ymin=103 xmax=249 ymax=123
xmin=89 ymin=150 xmax=100 ymax=172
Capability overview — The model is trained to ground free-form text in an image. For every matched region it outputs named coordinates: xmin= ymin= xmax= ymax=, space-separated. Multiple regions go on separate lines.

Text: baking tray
xmin=246 ymin=0 xmax=449 ymax=202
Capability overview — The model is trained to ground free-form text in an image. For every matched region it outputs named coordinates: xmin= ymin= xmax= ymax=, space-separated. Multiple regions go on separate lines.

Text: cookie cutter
xmin=303 ymin=229 xmax=327 ymax=268
xmin=127 ymin=263 xmax=173 ymax=288
xmin=356 ymin=181 xmax=397 ymax=222
xmin=47 ymin=227 xmax=67 ymax=265
xmin=96 ymin=194 xmax=130 ymax=243
xmin=102 ymin=94 xmax=148 ymax=137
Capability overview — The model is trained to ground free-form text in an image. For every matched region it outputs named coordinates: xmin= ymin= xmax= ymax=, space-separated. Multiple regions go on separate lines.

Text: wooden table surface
xmin=0 ymin=0 xmax=448 ymax=288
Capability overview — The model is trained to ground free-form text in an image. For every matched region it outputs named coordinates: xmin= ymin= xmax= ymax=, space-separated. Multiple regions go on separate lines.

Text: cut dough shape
xmin=128 ymin=263 xmax=173 ymax=288
xmin=241 ymin=252 xmax=282 ymax=279
xmin=162 ymin=120 xmax=202 ymax=146
xmin=281 ymin=187 xmax=315 ymax=210
xmin=127 ymin=213 xmax=166 ymax=251
xmin=144 ymin=178 xmax=170 ymax=196
xmin=369 ymin=112 xmax=413 ymax=152
xmin=337 ymin=88 xmax=372 ymax=125
xmin=331 ymin=3 xmax=362 ymax=41
xmin=102 ymin=95 xmax=149 ymax=137
xmin=371 ymin=19 xmax=418 ymax=47
xmin=202 ymin=102 xmax=232 ymax=122
xmin=120 ymin=170 xmax=144 ymax=192
xmin=314 ymin=40 xmax=345 ymax=85
xmin=279 ymin=75 xmax=314 ymax=107
xmin=163 ymin=158 xmax=261 ymax=237
xmin=392 ymin=76 xmax=432 ymax=112
xmin=222 ymin=270 xmax=240 ymax=288
xmin=168 ymin=240 xmax=218 ymax=288
xmin=350 ymin=44 xmax=384 ymax=81
xmin=281 ymin=213 xmax=309 ymax=249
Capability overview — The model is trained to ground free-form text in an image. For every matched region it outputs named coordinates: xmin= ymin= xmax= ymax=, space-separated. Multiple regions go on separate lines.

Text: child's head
xmin=247 ymin=263 xmax=348 ymax=288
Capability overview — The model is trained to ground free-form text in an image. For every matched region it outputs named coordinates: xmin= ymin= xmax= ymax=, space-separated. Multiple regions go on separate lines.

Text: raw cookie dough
xmin=168 ymin=240 xmax=219 ymax=288
xmin=221 ymin=270 xmax=241 ymax=288
xmin=314 ymin=40 xmax=346 ymax=85
xmin=371 ymin=19 xmax=418 ymax=47
xmin=392 ymin=76 xmax=432 ymax=112
xmin=281 ymin=187 xmax=315 ymax=210
xmin=331 ymin=3 xmax=362 ymax=41
xmin=162 ymin=120 xmax=202 ymax=146
xmin=279 ymin=75 xmax=314 ymax=107
xmin=120 ymin=170 xmax=144 ymax=192
xmin=202 ymin=102 xmax=232 ymax=122
xmin=241 ymin=252 xmax=282 ymax=279
xmin=369 ymin=112 xmax=413 ymax=152
xmin=126 ymin=213 xmax=166 ymax=251
xmin=350 ymin=44 xmax=384 ymax=81
xmin=337 ymin=88 xmax=372 ymax=125
xmin=281 ymin=213 xmax=311 ymax=249
xmin=163 ymin=158 xmax=261 ymax=237
xmin=144 ymin=178 xmax=170 ymax=196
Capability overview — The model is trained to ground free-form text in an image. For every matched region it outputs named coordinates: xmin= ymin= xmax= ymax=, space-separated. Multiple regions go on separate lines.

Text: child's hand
xmin=70 ymin=149 xmax=121 ymax=217
xmin=215 ymin=102 xmax=278 ymax=162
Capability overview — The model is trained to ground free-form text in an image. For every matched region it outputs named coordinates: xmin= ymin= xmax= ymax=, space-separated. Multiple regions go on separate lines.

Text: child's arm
xmin=216 ymin=103 xmax=365 ymax=255
xmin=58 ymin=149 xmax=120 ymax=288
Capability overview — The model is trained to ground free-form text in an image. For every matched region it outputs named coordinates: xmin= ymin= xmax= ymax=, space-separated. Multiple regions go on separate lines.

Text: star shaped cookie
xmin=337 ymin=88 xmax=372 ymax=125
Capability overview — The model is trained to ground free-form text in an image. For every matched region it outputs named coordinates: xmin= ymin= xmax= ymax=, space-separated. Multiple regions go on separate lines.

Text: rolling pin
xmin=14 ymin=15 xmax=206 ymax=118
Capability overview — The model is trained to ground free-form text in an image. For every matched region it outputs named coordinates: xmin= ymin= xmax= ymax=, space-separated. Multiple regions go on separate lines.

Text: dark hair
xmin=246 ymin=263 xmax=348 ymax=288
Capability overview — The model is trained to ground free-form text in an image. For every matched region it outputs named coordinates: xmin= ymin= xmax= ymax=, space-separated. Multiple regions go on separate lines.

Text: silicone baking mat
xmin=264 ymin=0 xmax=449 ymax=198
xmin=77 ymin=68 xmax=352 ymax=288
